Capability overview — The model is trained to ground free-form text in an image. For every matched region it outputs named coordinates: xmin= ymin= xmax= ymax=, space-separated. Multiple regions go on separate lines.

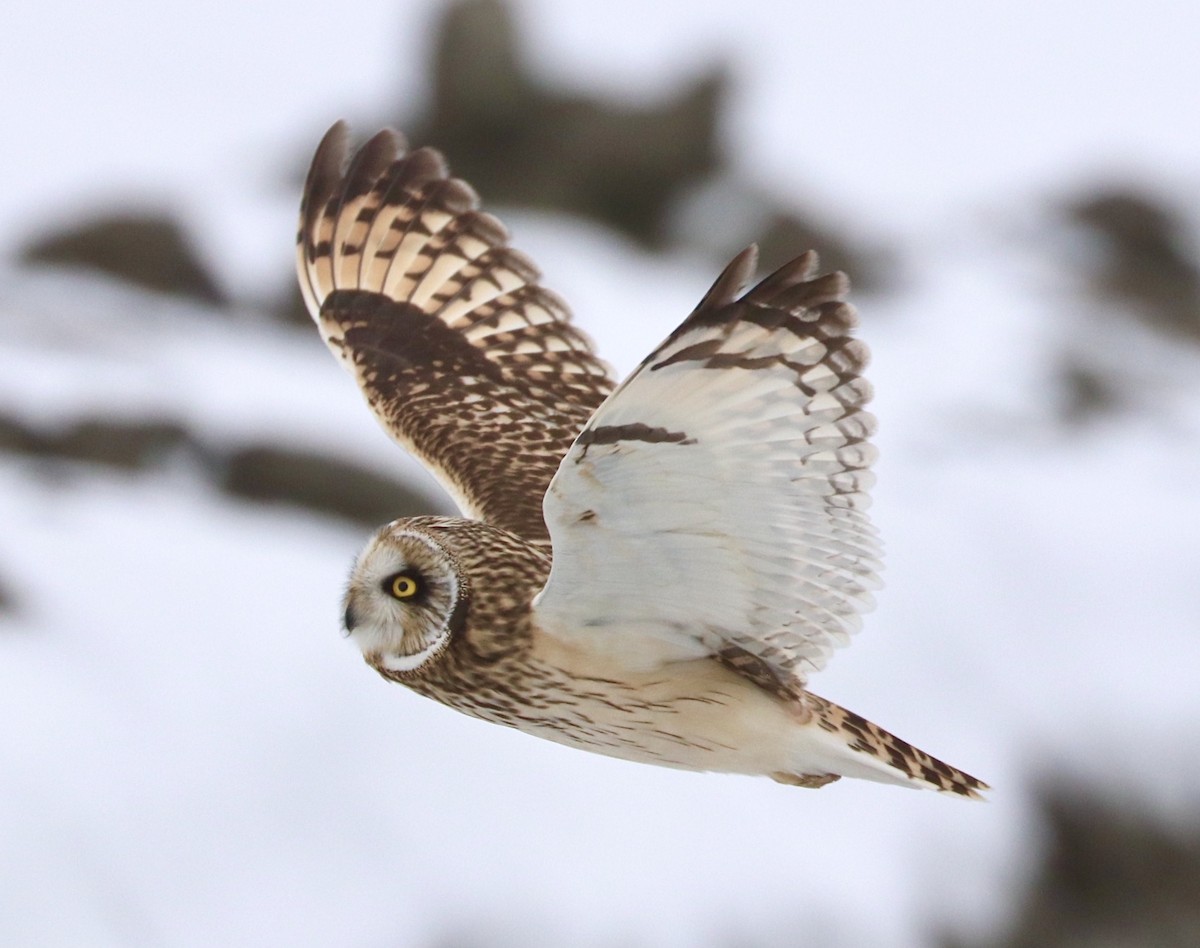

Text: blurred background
xmin=2 ymin=1 xmax=1199 ymax=945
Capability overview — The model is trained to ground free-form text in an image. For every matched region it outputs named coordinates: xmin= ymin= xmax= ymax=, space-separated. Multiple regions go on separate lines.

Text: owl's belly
xmin=445 ymin=650 xmax=804 ymax=777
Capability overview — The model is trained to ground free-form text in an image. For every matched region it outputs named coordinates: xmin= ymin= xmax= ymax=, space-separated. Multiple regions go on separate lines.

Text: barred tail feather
xmin=791 ymin=694 xmax=989 ymax=799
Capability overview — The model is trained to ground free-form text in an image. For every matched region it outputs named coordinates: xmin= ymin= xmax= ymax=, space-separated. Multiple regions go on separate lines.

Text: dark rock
xmin=0 ymin=412 xmax=446 ymax=528
xmin=741 ymin=207 xmax=894 ymax=296
xmin=0 ymin=573 xmax=14 ymax=616
xmin=408 ymin=0 xmax=725 ymax=248
xmin=672 ymin=174 xmax=897 ymax=297
xmin=0 ymin=416 xmax=191 ymax=470
xmin=948 ymin=783 xmax=1200 ymax=948
xmin=275 ymin=281 xmax=316 ymax=328
xmin=0 ymin=416 xmax=40 ymax=455
xmin=1056 ymin=359 xmax=1125 ymax=426
xmin=55 ymin=419 xmax=192 ymax=469
xmin=1062 ymin=189 xmax=1200 ymax=345
xmin=220 ymin=444 xmax=450 ymax=527
xmin=274 ymin=0 xmax=893 ymax=321
xmin=20 ymin=212 xmax=228 ymax=307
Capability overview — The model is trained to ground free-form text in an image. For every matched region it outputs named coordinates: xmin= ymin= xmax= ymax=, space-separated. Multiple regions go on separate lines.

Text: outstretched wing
xmin=533 ymin=248 xmax=881 ymax=690
xmin=297 ymin=123 xmax=614 ymax=548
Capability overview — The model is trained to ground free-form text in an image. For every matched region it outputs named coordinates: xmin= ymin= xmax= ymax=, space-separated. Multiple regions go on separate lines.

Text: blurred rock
xmin=0 ymin=412 xmax=446 ymax=528
xmin=220 ymin=445 xmax=449 ymax=526
xmin=1055 ymin=358 xmax=1126 ymax=426
xmin=399 ymin=0 xmax=891 ymax=287
xmin=0 ymin=416 xmax=39 ymax=456
xmin=0 ymin=573 xmax=14 ymax=616
xmin=276 ymin=281 xmax=316 ymax=328
xmin=673 ymin=176 xmax=896 ymax=293
xmin=949 ymin=783 xmax=1200 ymax=948
xmin=408 ymin=0 xmax=725 ymax=249
xmin=20 ymin=212 xmax=228 ymax=306
xmin=1062 ymin=189 xmax=1200 ymax=345
xmin=0 ymin=416 xmax=190 ymax=469
xmin=58 ymin=419 xmax=192 ymax=469
xmin=274 ymin=0 xmax=895 ymax=322
xmin=1041 ymin=188 xmax=1200 ymax=426
xmin=755 ymin=210 xmax=895 ymax=295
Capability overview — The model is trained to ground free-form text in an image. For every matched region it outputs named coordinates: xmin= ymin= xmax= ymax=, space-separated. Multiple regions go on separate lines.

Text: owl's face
xmin=342 ymin=524 xmax=466 ymax=674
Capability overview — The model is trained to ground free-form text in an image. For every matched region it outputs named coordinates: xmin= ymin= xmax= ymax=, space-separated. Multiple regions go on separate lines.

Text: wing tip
xmin=299 ymin=121 xmax=349 ymax=239
xmin=297 ymin=124 xmax=521 ymax=316
xmin=343 ymin=128 xmax=404 ymax=198
xmin=297 ymin=123 xmax=438 ymax=314
xmin=693 ymin=246 xmax=854 ymax=324
xmin=697 ymin=244 xmax=759 ymax=310
xmin=746 ymin=251 xmax=851 ymax=308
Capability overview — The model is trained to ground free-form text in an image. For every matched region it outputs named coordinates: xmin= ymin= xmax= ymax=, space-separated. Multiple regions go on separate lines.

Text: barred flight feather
xmin=296 ymin=122 xmax=614 ymax=547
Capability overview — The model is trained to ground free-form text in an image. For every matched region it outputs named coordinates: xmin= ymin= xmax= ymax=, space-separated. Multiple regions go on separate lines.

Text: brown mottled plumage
xmin=297 ymin=122 xmax=988 ymax=798
xmin=298 ymin=123 xmax=611 ymax=550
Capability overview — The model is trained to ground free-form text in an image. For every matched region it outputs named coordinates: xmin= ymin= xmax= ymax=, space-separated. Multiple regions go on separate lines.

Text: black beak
xmin=342 ymin=602 xmax=358 ymax=635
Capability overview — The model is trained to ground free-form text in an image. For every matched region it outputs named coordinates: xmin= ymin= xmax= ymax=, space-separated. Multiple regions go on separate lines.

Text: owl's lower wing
xmin=533 ymin=248 xmax=881 ymax=690
xmin=297 ymin=123 xmax=614 ymax=549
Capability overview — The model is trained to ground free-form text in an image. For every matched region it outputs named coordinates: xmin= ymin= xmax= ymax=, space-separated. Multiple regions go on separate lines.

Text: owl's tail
xmin=780 ymin=693 xmax=989 ymax=799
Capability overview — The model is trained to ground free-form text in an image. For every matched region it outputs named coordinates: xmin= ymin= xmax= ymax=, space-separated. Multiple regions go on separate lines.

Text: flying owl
xmin=296 ymin=122 xmax=987 ymax=797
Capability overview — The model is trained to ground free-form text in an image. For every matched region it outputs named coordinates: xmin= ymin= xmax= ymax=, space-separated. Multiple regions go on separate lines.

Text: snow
xmin=3 ymin=2 xmax=1200 ymax=946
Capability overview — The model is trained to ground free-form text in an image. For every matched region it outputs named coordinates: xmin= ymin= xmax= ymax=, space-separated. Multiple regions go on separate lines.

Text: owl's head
xmin=342 ymin=522 xmax=467 ymax=674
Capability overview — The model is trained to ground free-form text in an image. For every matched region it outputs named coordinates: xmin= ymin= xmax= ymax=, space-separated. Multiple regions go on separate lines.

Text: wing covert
xmin=297 ymin=123 xmax=614 ymax=547
xmin=533 ymin=248 xmax=882 ymax=688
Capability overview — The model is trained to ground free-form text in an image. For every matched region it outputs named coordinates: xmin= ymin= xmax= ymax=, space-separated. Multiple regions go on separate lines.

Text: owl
xmin=296 ymin=122 xmax=986 ymax=797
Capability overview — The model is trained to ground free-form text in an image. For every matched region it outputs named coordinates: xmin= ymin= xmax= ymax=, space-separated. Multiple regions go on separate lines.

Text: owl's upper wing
xmin=533 ymin=248 xmax=881 ymax=689
xmin=297 ymin=123 xmax=614 ymax=549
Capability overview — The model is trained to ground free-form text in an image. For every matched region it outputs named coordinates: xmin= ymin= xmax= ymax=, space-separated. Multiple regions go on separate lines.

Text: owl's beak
xmin=342 ymin=602 xmax=358 ymax=635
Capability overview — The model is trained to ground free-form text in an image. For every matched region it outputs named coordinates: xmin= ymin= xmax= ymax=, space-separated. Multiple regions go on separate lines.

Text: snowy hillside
xmin=3 ymin=2 xmax=1199 ymax=946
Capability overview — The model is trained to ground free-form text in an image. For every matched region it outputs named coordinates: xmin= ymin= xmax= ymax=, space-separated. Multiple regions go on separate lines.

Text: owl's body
xmin=297 ymin=123 xmax=987 ymax=797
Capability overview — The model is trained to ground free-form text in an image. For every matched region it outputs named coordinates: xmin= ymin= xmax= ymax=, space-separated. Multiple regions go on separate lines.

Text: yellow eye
xmin=389 ymin=573 xmax=420 ymax=600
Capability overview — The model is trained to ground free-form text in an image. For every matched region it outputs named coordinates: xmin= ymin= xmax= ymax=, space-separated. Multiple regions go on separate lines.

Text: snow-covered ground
xmin=3 ymin=2 xmax=1199 ymax=946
